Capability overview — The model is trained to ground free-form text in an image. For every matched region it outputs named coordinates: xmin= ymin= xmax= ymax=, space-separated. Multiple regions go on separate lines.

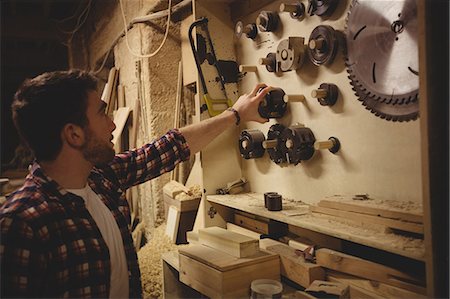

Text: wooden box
xmin=179 ymin=244 xmax=280 ymax=298
xmin=164 ymin=194 xmax=201 ymax=244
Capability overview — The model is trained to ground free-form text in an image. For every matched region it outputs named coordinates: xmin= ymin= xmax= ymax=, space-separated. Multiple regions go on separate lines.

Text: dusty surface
xmin=324 ymin=194 xmax=423 ymax=214
xmin=208 ymin=193 xmax=425 ymax=260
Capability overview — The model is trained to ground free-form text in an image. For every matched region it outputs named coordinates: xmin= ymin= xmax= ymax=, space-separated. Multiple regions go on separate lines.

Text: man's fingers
xmin=255 ymin=85 xmax=272 ymax=100
xmin=251 ymin=83 xmax=268 ymax=96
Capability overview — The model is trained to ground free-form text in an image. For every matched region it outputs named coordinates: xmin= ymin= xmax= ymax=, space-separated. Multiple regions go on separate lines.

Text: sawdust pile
xmin=174 ymin=184 xmax=202 ymax=201
xmin=137 ymin=224 xmax=184 ymax=299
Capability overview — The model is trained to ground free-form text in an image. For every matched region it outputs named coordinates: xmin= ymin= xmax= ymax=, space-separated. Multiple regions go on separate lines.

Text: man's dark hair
xmin=12 ymin=69 xmax=98 ymax=161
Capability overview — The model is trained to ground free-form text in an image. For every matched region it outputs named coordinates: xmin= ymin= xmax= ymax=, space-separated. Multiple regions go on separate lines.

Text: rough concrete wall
xmin=69 ymin=0 xmax=182 ymax=237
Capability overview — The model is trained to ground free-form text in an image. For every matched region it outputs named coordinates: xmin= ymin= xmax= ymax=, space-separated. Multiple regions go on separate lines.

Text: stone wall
xmin=68 ymin=0 xmax=184 ymax=238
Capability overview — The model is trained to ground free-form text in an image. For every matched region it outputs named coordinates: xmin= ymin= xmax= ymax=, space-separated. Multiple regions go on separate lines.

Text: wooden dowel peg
xmin=259 ymin=57 xmax=272 ymax=65
xmin=284 ymin=94 xmax=306 ymax=102
xmin=280 ymin=3 xmax=298 ymax=13
xmin=241 ymin=139 xmax=249 ymax=149
xmin=239 ymin=65 xmax=257 ymax=73
xmin=279 ymin=2 xmax=305 ymax=19
xmin=314 ymin=140 xmax=334 ymax=150
xmin=311 ymin=88 xmax=328 ymax=99
xmin=309 ymin=38 xmax=325 ymax=51
xmin=285 ymin=139 xmax=294 ymax=149
xmin=314 ymin=137 xmax=340 ymax=153
xmin=262 ymin=139 xmax=278 ymax=149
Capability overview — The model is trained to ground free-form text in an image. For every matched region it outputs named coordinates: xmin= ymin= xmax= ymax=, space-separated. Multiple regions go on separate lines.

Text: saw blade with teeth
xmin=345 ymin=0 xmax=419 ymax=121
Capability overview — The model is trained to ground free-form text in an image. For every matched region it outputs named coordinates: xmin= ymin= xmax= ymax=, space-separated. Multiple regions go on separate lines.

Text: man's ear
xmin=62 ymin=123 xmax=85 ymax=147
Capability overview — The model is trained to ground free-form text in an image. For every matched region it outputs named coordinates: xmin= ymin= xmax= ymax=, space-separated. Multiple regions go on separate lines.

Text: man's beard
xmin=81 ymin=128 xmax=115 ymax=166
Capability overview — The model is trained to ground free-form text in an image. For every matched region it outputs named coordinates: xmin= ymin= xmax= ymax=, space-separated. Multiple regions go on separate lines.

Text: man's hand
xmin=180 ymin=83 xmax=272 ymax=154
xmin=232 ymin=83 xmax=272 ymax=123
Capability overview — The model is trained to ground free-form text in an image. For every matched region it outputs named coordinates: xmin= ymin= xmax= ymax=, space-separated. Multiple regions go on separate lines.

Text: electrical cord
xmin=91 ymin=0 xmax=191 ymax=73
xmin=118 ymin=0 xmax=172 ymax=58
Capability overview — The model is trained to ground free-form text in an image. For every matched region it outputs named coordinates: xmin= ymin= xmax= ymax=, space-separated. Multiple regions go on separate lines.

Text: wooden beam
xmin=234 ymin=213 xmax=269 ymax=235
xmin=316 ymin=248 xmax=426 ymax=294
xmin=318 ymin=199 xmax=423 ymax=223
xmin=310 ymin=206 xmax=424 ymax=234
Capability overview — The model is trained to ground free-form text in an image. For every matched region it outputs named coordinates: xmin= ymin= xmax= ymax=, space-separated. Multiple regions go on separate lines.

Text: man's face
xmin=81 ymin=91 xmax=116 ymax=166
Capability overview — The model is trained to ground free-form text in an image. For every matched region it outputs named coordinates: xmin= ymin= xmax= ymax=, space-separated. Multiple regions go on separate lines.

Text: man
xmin=0 ymin=69 xmax=270 ymax=298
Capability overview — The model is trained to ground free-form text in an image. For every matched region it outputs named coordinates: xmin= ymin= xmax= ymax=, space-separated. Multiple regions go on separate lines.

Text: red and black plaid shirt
xmin=0 ymin=129 xmax=190 ymax=298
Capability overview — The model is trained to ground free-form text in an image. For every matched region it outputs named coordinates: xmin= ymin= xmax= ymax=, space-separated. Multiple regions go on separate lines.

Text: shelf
xmin=207 ymin=193 xmax=425 ymax=261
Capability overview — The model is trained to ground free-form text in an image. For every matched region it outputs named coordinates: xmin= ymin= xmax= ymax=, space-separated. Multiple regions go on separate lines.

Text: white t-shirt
xmin=67 ymin=185 xmax=129 ymax=299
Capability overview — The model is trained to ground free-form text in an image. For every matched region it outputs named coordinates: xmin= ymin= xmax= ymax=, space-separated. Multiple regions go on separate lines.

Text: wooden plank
xmin=165 ymin=206 xmax=181 ymax=243
xmin=310 ymin=206 xmax=424 ymax=235
xmin=265 ymin=243 xmax=325 ymax=288
xmin=102 ymin=67 xmax=118 ymax=113
xmin=234 ymin=213 xmax=269 ymax=235
xmin=327 ymin=271 xmax=427 ymax=299
xmin=226 ymin=222 xmax=261 ymax=239
xmin=306 ymin=280 xmax=350 ymax=299
xmin=112 ymin=107 xmax=131 ymax=145
xmin=318 ymin=199 xmax=423 ymax=224
xmin=179 ymin=249 xmax=280 ymax=299
xmin=198 ymin=226 xmax=260 ymax=258
xmin=288 ymin=225 xmax=343 ymax=251
xmin=178 ymin=244 xmax=277 ymax=272
xmin=315 ymin=249 xmax=426 ymax=295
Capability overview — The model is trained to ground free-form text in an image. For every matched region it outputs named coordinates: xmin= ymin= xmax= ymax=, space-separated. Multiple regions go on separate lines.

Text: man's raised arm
xmin=180 ymin=84 xmax=271 ymax=154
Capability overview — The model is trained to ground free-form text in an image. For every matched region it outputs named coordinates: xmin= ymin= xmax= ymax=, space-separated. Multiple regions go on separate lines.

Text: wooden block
xmin=234 ymin=213 xmax=269 ymax=235
xmin=198 ymin=226 xmax=260 ymax=258
xmin=259 ymin=238 xmax=284 ymax=250
xmin=310 ymin=206 xmax=423 ymax=234
xmin=179 ymin=245 xmax=280 ymax=298
xmin=315 ymin=249 xmax=426 ymax=294
xmin=265 ymin=243 xmax=325 ymax=288
xmin=163 ymin=193 xmax=201 ymax=213
xmin=318 ymin=199 xmax=423 ymax=224
xmin=226 ymin=222 xmax=261 ymax=240
xmin=187 ymin=231 xmax=199 ymax=244
xmin=327 ymin=271 xmax=427 ymax=299
xmin=306 ymin=280 xmax=350 ymax=299
xmin=165 ymin=206 xmax=181 ymax=243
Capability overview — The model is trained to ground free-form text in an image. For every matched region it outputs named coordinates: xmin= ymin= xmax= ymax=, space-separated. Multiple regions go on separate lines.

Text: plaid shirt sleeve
xmin=101 ymin=129 xmax=191 ymax=190
xmin=1 ymin=213 xmax=48 ymax=297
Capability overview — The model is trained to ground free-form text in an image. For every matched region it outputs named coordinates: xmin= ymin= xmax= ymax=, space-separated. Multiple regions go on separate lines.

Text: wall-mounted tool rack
xmin=178 ymin=0 xmax=448 ymax=297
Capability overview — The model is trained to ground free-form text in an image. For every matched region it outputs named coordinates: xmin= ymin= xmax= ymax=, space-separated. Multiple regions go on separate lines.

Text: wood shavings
xmin=326 ymin=195 xmax=423 ymax=214
xmin=174 ymin=184 xmax=202 ymax=201
xmin=137 ymin=224 xmax=187 ymax=298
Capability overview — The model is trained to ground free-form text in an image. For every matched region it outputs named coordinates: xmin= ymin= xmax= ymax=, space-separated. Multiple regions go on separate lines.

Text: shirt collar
xmin=29 ymin=161 xmax=85 ymax=206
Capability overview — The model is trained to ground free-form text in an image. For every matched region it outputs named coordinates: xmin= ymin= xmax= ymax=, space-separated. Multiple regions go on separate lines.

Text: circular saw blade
xmin=345 ymin=0 xmax=419 ymax=120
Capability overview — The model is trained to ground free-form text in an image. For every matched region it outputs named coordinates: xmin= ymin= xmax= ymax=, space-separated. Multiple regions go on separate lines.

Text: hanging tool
xmin=188 ymin=17 xmax=234 ymax=116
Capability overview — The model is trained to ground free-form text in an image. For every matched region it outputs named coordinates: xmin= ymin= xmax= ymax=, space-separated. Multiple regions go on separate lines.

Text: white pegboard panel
xmin=194 ymin=0 xmax=422 ymax=204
